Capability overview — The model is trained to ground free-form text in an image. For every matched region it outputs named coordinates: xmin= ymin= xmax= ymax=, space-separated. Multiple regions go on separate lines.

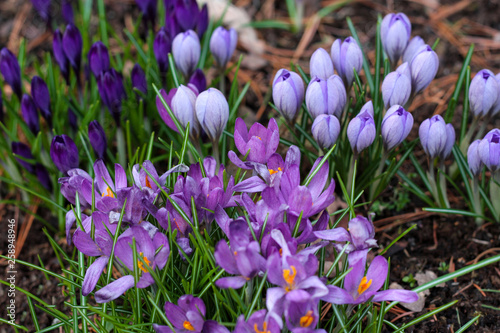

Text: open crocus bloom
xmin=233 ymin=309 xmax=281 ymax=333
xmin=322 ymin=256 xmax=418 ymax=305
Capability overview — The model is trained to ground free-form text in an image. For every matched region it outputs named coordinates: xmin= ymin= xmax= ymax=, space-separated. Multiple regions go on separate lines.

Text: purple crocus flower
xmin=173 ymin=0 xmax=199 ymax=31
xmin=467 ymin=140 xmax=483 ymax=177
xmin=68 ymin=107 xmax=77 ymax=130
xmin=381 ymin=105 xmax=413 ymax=150
xmin=305 ymin=75 xmax=346 ymax=119
xmin=153 ymin=295 xmax=230 ymax=333
xmin=381 ymin=62 xmax=412 ymax=109
xmin=135 ymin=0 xmax=157 ymax=28
xmin=31 ymin=0 xmax=51 ymax=22
xmin=312 ymin=114 xmax=341 ymax=150
xmin=11 ymin=142 xmax=35 ymax=173
xmin=0 ymin=48 xmax=22 ymax=98
xmin=419 ymin=115 xmax=455 ymax=160
xmin=234 ymin=310 xmax=281 ymax=333
xmin=35 ymin=164 xmax=52 ymax=191
xmin=309 ymin=48 xmax=334 ymax=81
xmin=469 ymin=69 xmax=499 ymax=118
xmin=97 ymin=68 xmax=126 ymax=123
xmin=196 ymin=88 xmax=229 ymax=143
xmin=272 ymin=69 xmax=304 ymax=122
xmin=62 ymin=24 xmax=83 ymax=74
xmin=170 ymin=84 xmax=199 ymax=137
xmin=410 ymin=45 xmax=439 ymax=95
xmin=189 ymin=69 xmax=206 ymax=93
xmin=50 ymin=135 xmax=79 ymax=174
xmin=478 ymin=129 xmax=500 ymax=172
xmin=31 ymin=76 xmax=52 ymax=126
xmin=228 ymin=117 xmax=280 ymax=167
xmin=94 ymin=224 xmax=170 ymax=303
xmin=210 ymin=26 xmax=238 ymax=69
xmin=131 ymin=63 xmax=147 ymax=97
xmin=285 ymin=295 xmax=325 ymax=333
xmin=21 ymin=94 xmax=40 ymax=134
xmin=132 ymin=160 xmax=189 ymax=197
xmin=62 ymin=0 xmax=74 ymax=25
xmin=330 ymin=37 xmax=363 ymax=87
xmin=322 ymin=256 xmax=419 ymax=305
xmin=154 ymin=27 xmax=172 ymax=74
xmin=403 ymin=36 xmax=425 ymax=64
xmin=172 ymin=30 xmax=201 ymax=78
xmin=381 ymin=13 xmax=411 ymax=64
xmin=53 ymin=29 xmax=70 ymax=82
xmin=196 ymin=4 xmax=209 ymax=38
xmin=88 ymin=120 xmax=107 ymax=159
xmin=347 ymin=102 xmax=376 ymax=154
xmin=88 ymin=41 xmax=110 ymax=78
xmin=0 ymin=89 xmax=3 ymax=122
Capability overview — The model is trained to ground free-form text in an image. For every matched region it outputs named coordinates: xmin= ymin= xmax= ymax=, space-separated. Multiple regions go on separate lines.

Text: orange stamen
xmin=299 ymin=310 xmax=314 ymax=327
xmin=253 ymin=321 xmax=270 ymax=333
xmin=137 ymin=252 xmax=151 ymax=273
xmin=357 ymin=276 xmax=372 ymax=295
xmin=102 ymin=186 xmax=114 ymax=198
xmin=183 ymin=321 xmax=195 ymax=331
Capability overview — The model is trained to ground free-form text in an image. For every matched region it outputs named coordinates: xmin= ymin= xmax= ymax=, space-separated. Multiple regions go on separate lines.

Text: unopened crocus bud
xmin=68 ymin=107 xmax=77 ymax=130
xmin=410 ymin=45 xmax=439 ymax=95
xmin=491 ymin=73 xmax=500 ymax=117
xmin=189 ymin=69 xmax=206 ymax=93
xmin=382 ymin=62 xmax=412 ymax=109
xmin=97 ymin=68 xmax=126 ymax=123
xmin=35 ymin=164 xmax=52 ymax=191
xmin=419 ymin=115 xmax=455 ymax=159
xmin=131 ymin=63 xmax=147 ymax=96
xmin=53 ymin=29 xmax=69 ymax=81
xmin=11 ymin=142 xmax=34 ymax=173
xmin=381 ymin=105 xmax=413 ymax=150
xmin=469 ymin=69 xmax=499 ymax=118
xmin=312 ymin=114 xmax=340 ymax=150
xmin=31 ymin=76 xmax=52 ymax=125
xmin=172 ymin=30 xmax=201 ymax=78
xmin=21 ymin=94 xmax=40 ymax=134
xmin=153 ymin=27 xmax=171 ymax=73
xmin=31 ymin=0 xmax=51 ymax=22
xmin=305 ymin=75 xmax=346 ymax=118
xmin=330 ymin=37 xmax=363 ymax=87
xmin=50 ymin=134 xmax=79 ymax=174
xmin=381 ymin=13 xmax=411 ymax=64
xmin=197 ymin=4 xmax=209 ymax=38
xmin=210 ymin=26 xmax=237 ymax=69
xmin=467 ymin=140 xmax=483 ymax=177
xmin=347 ymin=107 xmax=376 ymax=154
xmin=175 ymin=0 xmax=199 ymax=31
xmin=156 ymin=88 xmax=178 ymax=131
xmin=88 ymin=120 xmax=107 ymax=159
xmin=0 ymin=48 xmax=22 ymax=98
xmin=171 ymin=85 xmax=199 ymax=136
xmin=62 ymin=0 xmax=74 ymax=24
xmin=272 ymin=69 xmax=304 ymax=122
xmin=88 ymin=41 xmax=110 ymax=78
xmin=310 ymin=48 xmax=334 ymax=80
xmin=62 ymin=24 xmax=83 ymax=73
xmin=196 ymin=88 xmax=229 ymax=142
xmin=478 ymin=129 xmax=500 ymax=172
xmin=135 ymin=0 xmax=157 ymax=27
xmin=403 ymin=36 xmax=425 ymax=64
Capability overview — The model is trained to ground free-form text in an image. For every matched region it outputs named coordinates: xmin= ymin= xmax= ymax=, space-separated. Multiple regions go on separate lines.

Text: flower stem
xmin=370 ymin=150 xmax=387 ymax=200
xmin=490 ymin=171 xmax=500 ymax=222
xmin=438 ymin=161 xmax=450 ymax=208
xmin=471 ymin=177 xmax=483 ymax=225
xmin=212 ymin=139 xmax=220 ymax=168
xmin=347 ymin=153 xmax=357 ymax=196
xmin=427 ymin=158 xmax=439 ymax=205
xmin=116 ymin=126 xmax=126 ymax=167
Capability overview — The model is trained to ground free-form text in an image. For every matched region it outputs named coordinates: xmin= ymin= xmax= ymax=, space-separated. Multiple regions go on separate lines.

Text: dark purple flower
xmin=347 ymin=102 xmax=376 ymax=154
xmin=131 ymin=63 xmax=147 ymax=96
xmin=478 ymin=129 xmax=500 ymax=172
xmin=53 ymin=29 xmax=70 ymax=82
xmin=11 ymin=142 xmax=34 ymax=173
xmin=234 ymin=310 xmax=281 ymax=333
xmin=62 ymin=0 xmax=74 ymax=24
xmin=189 ymin=69 xmax=206 ymax=93
xmin=419 ymin=115 xmax=455 ymax=160
xmin=305 ymin=75 xmax=346 ymax=119
xmin=174 ymin=0 xmax=199 ymax=31
xmin=172 ymin=30 xmax=201 ymax=78
xmin=88 ymin=120 xmax=107 ymax=159
xmin=94 ymin=225 xmax=170 ymax=303
xmin=153 ymin=27 xmax=172 ymax=73
xmin=210 ymin=26 xmax=237 ymax=68
xmin=0 ymin=48 xmax=22 ymax=98
xmin=196 ymin=4 xmax=208 ymax=38
xmin=381 ymin=13 xmax=411 ymax=64
xmin=153 ymin=295 xmax=230 ymax=333
xmin=272 ymin=69 xmax=304 ymax=122
xmin=88 ymin=41 xmax=110 ymax=78
xmin=322 ymin=256 xmax=419 ymax=305
xmin=31 ymin=0 xmax=51 ymax=22
xmin=381 ymin=105 xmax=413 ymax=150
xmin=309 ymin=48 xmax=334 ymax=80
xmin=135 ymin=0 xmax=157 ymax=27
xmin=50 ymin=134 xmax=79 ymax=174
xmin=97 ymin=68 xmax=126 ymax=123
xmin=330 ymin=37 xmax=363 ymax=87
xmin=165 ymin=12 xmax=180 ymax=39
xmin=0 ymin=89 xmax=4 ymax=123
xmin=31 ymin=76 xmax=52 ymax=126
xmin=35 ymin=164 xmax=52 ymax=191
xmin=21 ymin=94 xmax=40 ymax=134
xmin=62 ymin=24 xmax=83 ymax=73
xmin=68 ymin=107 xmax=77 ymax=130
xmin=196 ymin=88 xmax=229 ymax=143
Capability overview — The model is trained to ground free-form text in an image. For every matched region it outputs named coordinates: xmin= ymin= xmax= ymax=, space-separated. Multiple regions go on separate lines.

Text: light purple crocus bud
xmin=491 ymin=73 xmax=500 ymax=117
xmin=305 ymin=75 xmax=346 ymax=119
xmin=469 ymin=69 xmax=499 ymax=118
xmin=419 ymin=115 xmax=455 ymax=159
xmin=381 ymin=13 xmax=411 ymax=64
xmin=272 ymin=69 xmax=304 ymax=122
xmin=347 ymin=106 xmax=376 ymax=154
xmin=467 ymin=140 xmax=483 ymax=177
xmin=21 ymin=94 xmax=40 ymax=134
xmin=330 ymin=37 xmax=363 ymax=87
xmin=195 ymin=88 xmax=229 ymax=142
xmin=478 ymin=129 xmax=500 ymax=172
xmin=403 ymin=36 xmax=425 ymax=64
xmin=410 ymin=45 xmax=439 ymax=95
xmin=381 ymin=62 xmax=411 ymax=109
xmin=172 ymin=30 xmax=201 ymax=78
xmin=31 ymin=76 xmax=52 ymax=126
xmin=88 ymin=120 xmax=107 ymax=159
xmin=88 ymin=41 xmax=110 ymax=78
xmin=311 ymin=114 xmax=340 ymax=150
xmin=50 ymin=134 xmax=79 ymax=174
xmin=310 ymin=48 xmax=334 ymax=80
xmin=171 ymin=84 xmax=199 ymax=137
xmin=381 ymin=105 xmax=413 ymax=150
xmin=210 ymin=26 xmax=237 ymax=69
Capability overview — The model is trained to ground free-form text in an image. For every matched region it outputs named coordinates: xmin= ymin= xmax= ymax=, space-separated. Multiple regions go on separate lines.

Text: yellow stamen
xmin=102 ymin=186 xmax=114 ymax=198
xmin=256 ymin=136 xmax=262 ymax=141
xmin=268 ymin=167 xmax=283 ymax=175
xmin=137 ymin=252 xmax=151 ymax=273
xmin=253 ymin=321 xmax=270 ymax=333
xmin=283 ymin=266 xmax=297 ymax=291
xmin=145 ymin=176 xmax=152 ymax=189
xmin=299 ymin=310 xmax=314 ymax=328
xmin=183 ymin=321 xmax=195 ymax=331
xmin=357 ymin=276 xmax=372 ymax=295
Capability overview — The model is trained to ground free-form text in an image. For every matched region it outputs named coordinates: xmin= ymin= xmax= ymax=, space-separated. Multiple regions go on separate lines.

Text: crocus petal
xmin=202 ymin=320 xmax=231 ymax=333
xmin=152 ymin=324 xmax=174 ymax=333
xmin=164 ymin=303 xmax=188 ymax=329
xmin=372 ymin=289 xmax=419 ymax=303
xmin=314 ymin=227 xmax=351 ymax=242
xmin=322 ymin=285 xmax=356 ymax=305
xmin=214 ymin=240 xmax=239 ymax=274
xmin=266 ymin=287 xmax=287 ymax=315
xmin=216 ymin=276 xmax=249 ymax=289
xmin=364 ymin=256 xmax=389 ymax=294
xmin=73 ymin=230 xmax=102 ymax=256
xmin=95 ymin=275 xmax=135 ymax=303
xmin=82 ymin=256 xmax=109 ymax=296
xmin=233 ymin=176 xmax=268 ymax=193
